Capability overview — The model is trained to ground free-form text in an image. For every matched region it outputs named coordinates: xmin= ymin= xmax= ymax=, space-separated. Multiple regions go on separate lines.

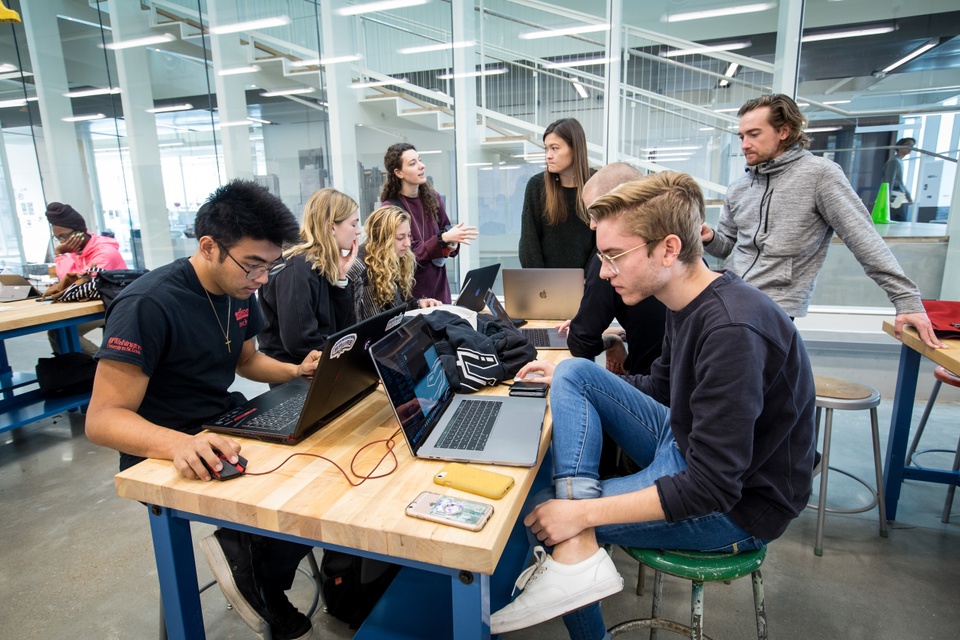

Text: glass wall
xmin=0 ymin=0 xmax=956 ymax=305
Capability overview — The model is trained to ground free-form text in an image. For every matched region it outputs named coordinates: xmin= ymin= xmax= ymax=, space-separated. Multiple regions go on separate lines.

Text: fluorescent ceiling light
xmin=514 ymin=153 xmax=545 ymax=159
xmin=417 ymin=150 xmax=443 ymax=155
xmin=64 ymin=87 xmax=121 ymax=98
xmin=437 ymin=68 xmax=507 ymax=80
xmin=663 ymin=41 xmax=751 ymax=57
xmin=881 ymin=39 xmax=939 ymax=74
xmin=519 ymin=24 xmax=610 ymax=40
xmin=398 ymin=41 xmax=474 ymax=55
xmin=210 ymin=16 xmax=291 ymax=35
xmin=714 ymin=107 xmax=740 ymax=113
xmin=650 ymin=157 xmax=694 ymax=163
xmin=0 ymin=98 xmax=27 ymax=108
xmin=63 ymin=114 xmax=106 ymax=122
xmin=718 ymin=62 xmax=739 ymax=88
xmin=159 ymin=142 xmax=184 ymax=147
xmin=350 ymin=78 xmax=408 ymax=88
xmin=796 ymin=102 xmax=810 ymax=107
xmin=247 ymin=117 xmax=272 ymax=125
xmin=338 ymin=0 xmax=429 ymax=16
xmin=699 ymin=127 xmax=714 ymax=131
xmin=104 ymin=33 xmax=176 ymax=50
xmin=823 ymin=100 xmax=851 ymax=105
xmin=572 ymin=81 xmax=589 ymax=99
xmin=466 ymin=162 xmax=493 ymax=167
xmin=806 ymin=126 xmax=842 ymax=132
xmin=147 ymin=104 xmax=194 ymax=113
xmin=57 ymin=14 xmax=112 ymax=30
xmin=662 ymin=2 xmax=776 ymax=23
xmin=218 ymin=65 xmax=261 ymax=76
xmin=801 ymin=25 xmax=895 ymax=43
xmin=642 ymin=145 xmax=701 ymax=151
xmin=0 ymin=63 xmax=17 ymax=73
xmin=260 ymin=87 xmax=316 ymax=97
xmin=219 ymin=120 xmax=252 ymax=128
xmin=545 ymin=56 xmax=616 ymax=69
xmin=0 ymin=70 xmax=32 ymax=80
xmin=292 ymin=54 xmax=362 ymax=67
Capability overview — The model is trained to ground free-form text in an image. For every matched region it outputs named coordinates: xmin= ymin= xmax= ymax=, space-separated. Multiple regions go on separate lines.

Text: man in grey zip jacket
xmin=701 ymin=94 xmax=942 ymax=349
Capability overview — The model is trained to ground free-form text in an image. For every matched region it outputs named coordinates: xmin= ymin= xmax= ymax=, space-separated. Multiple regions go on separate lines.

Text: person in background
xmin=258 ymin=188 xmax=360 ymax=365
xmin=380 ymin=142 xmax=477 ymax=303
xmin=881 ymin=137 xmax=916 ymax=222
xmin=519 ymin=117 xmax=595 ymax=270
xmin=491 ymin=172 xmax=816 ymax=639
xmin=700 ymin=94 xmax=942 ymax=349
xmin=85 ymin=180 xmax=320 ymax=640
xmin=44 ymin=202 xmax=128 ymax=355
xmin=348 ymin=205 xmax=442 ymax=321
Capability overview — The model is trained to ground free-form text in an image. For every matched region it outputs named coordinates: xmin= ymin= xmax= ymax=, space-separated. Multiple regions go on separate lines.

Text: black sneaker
xmin=813 ymin=451 xmax=823 ymax=477
xmin=262 ymin=587 xmax=312 ymax=640
xmin=200 ymin=529 xmax=269 ymax=636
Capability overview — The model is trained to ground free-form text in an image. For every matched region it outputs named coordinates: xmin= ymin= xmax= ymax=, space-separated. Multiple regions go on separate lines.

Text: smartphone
xmin=509 ymin=380 xmax=549 ymax=398
xmin=405 ymin=491 xmax=494 ymax=531
xmin=434 ymin=462 xmax=515 ymax=500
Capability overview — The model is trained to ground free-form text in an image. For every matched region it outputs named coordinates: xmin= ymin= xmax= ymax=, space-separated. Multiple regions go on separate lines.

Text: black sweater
xmin=627 ymin=271 xmax=816 ymax=541
xmin=518 ymin=173 xmax=595 ymax=270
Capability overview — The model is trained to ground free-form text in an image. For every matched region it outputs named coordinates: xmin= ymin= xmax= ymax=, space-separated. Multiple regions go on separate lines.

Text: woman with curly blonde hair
xmin=348 ymin=205 xmax=442 ymax=321
xmin=258 ymin=188 xmax=361 ymax=364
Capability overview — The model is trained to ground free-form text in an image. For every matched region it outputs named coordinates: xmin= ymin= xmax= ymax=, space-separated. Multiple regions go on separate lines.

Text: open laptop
xmin=502 ymin=268 xmax=584 ymax=320
xmin=483 ymin=289 xmax=567 ymax=350
xmin=0 ymin=273 xmax=42 ymax=302
xmin=453 ymin=263 xmax=500 ymax=312
xmin=369 ymin=314 xmax=546 ymax=467
xmin=204 ymin=305 xmax=406 ymax=444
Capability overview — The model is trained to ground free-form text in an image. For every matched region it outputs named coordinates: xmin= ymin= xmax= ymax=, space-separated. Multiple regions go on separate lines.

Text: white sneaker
xmin=490 ymin=546 xmax=623 ymax=634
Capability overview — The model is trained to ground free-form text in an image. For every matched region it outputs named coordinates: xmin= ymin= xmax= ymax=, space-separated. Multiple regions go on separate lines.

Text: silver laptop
xmin=484 ymin=290 xmax=567 ymax=350
xmin=502 ymin=268 xmax=584 ymax=320
xmin=0 ymin=274 xmax=42 ymax=302
xmin=369 ymin=314 xmax=546 ymax=467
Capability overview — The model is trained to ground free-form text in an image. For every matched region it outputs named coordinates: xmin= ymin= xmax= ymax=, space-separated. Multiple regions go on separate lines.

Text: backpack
xmin=421 ymin=310 xmax=537 ymax=392
xmin=319 ymin=550 xmax=400 ymax=629
xmin=95 ymin=269 xmax=148 ymax=310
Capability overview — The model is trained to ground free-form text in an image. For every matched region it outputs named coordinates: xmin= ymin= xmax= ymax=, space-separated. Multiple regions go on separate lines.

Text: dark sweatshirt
xmin=627 ymin=271 xmax=816 ymax=541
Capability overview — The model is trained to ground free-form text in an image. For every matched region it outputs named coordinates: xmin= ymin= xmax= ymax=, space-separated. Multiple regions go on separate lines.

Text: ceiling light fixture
xmin=718 ymin=62 xmax=740 ymax=88
xmin=350 ymin=78 xmax=408 ymax=88
xmin=880 ymin=38 xmax=939 ymax=75
xmin=337 ymin=0 xmax=429 ymax=17
xmin=519 ymin=24 xmax=610 ymax=40
xmin=572 ymin=80 xmax=589 ymax=99
xmin=663 ymin=41 xmax=752 ymax=57
xmin=806 ymin=126 xmax=842 ymax=132
xmin=291 ymin=54 xmax=362 ymax=67
xmin=247 ymin=116 xmax=272 ymax=125
xmin=823 ymin=100 xmax=851 ymax=105
xmin=63 ymin=114 xmax=106 ymax=122
xmin=147 ymin=104 xmax=194 ymax=113
xmin=0 ymin=98 xmax=27 ymax=108
xmin=0 ymin=63 xmax=17 ymax=73
xmin=219 ymin=120 xmax=252 ymax=128
xmin=545 ymin=56 xmax=616 ymax=69
xmin=64 ymin=87 xmax=121 ymax=98
xmin=437 ymin=68 xmax=507 ymax=80
xmin=642 ymin=145 xmax=702 ymax=151
xmin=57 ymin=14 xmax=112 ymax=30
xmin=260 ymin=87 xmax=316 ymax=97
xmin=210 ymin=16 xmax=291 ymax=35
xmin=218 ymin=65 xmax=261 ymax=76
xmin=801 ymin=24 xmax=896 ymax=43
xmin=104 ymin=33 xmax=176 ymax=50
xmin=398 ymin=41 xmax=474 ymax=55
xmin=662 ymin=2 xmax=776 ymax=23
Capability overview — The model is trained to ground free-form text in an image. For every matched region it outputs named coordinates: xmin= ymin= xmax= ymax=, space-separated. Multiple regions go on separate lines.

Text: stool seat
xmin=814 ymin=375 xmax=881 ymax=411
xmin=620 ymin=547 xmax=766 ymax=582
xmin=933 ymin=366 xmax=960 ymax=387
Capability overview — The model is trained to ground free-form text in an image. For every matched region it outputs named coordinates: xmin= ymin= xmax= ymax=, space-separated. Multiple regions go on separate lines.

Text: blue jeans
xmin=539 ymin=359 xmax=767 ymax=640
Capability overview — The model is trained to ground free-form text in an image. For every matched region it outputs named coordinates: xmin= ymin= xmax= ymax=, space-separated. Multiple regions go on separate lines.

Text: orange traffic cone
xmin=872 ymin=182 xmax=892 ymax=224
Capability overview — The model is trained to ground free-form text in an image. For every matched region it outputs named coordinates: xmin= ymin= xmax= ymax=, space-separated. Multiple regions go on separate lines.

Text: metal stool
xmin=904 ymin=366 xmax=960 ymax=523
xmin=808 ymin=376 xmax=888 ymax=556
xmin=610 ymin=547 xmax=767 ymax=640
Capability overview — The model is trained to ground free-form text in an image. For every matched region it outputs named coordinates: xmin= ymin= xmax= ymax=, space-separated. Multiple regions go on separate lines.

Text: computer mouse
xmin=201 ymin=451 xmax=248 ymax=481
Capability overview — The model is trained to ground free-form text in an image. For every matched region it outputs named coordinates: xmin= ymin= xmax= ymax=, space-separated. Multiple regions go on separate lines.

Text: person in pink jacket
xmin=44 ymin=202 xmax=128 ymax=355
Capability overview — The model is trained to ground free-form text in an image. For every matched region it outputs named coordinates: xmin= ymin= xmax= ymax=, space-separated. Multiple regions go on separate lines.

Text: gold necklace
xmin=204 ymin=288 xmax=232 ymax=353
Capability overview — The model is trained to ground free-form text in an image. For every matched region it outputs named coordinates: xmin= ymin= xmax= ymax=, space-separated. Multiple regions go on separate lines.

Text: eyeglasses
xmin=596 ymin=241 xmax=650 ymax=275
xmin=216 ymin=241 xmax=285 ymax=280
xmin=53 ymin=231 xmax=79 ymax=242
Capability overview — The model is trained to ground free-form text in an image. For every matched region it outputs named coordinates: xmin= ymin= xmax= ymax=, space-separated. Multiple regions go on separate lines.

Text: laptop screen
xmin=483 ymin=290 xmax=511 ymax=324
xmin=369 ymin=317 xmax=453 ymax=452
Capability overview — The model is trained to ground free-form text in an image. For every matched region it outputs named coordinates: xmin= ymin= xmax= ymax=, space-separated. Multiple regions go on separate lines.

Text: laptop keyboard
xmin=243 ymin=394 xmax=307 ymax=432
xmin=436 ymin=399 xmax=501 ymax=451
xmin=522 ymin=328 xmax=552 ymax=348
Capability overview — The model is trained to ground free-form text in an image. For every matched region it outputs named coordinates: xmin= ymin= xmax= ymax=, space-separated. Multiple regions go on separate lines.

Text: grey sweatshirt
xmin=705 ymin=147 xmax=924 ymax=318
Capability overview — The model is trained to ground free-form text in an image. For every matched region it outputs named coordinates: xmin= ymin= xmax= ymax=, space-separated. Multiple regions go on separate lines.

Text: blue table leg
xmin=150 ymin=506 xmax=205 ymax=640
xmin=882 ymin=344 xmax=921 ymax=521
xmin=451 ymin=571 xmax=491 ymax=640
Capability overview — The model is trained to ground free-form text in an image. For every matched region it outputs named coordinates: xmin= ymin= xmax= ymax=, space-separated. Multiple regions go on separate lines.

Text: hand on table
xmin=418 ymin=298 xmax=443 ymax=308
xmin=895 ymin=312 xmax=945 ymax=349
xmin=174 ymin=432 xmax=242 ymax=481
xmin=515 ymin=360 xmax=556 ymax=386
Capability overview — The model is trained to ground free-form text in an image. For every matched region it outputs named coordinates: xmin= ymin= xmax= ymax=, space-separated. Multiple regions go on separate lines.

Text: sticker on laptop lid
xmin=330 ymin=333 xmax=357 ymax=359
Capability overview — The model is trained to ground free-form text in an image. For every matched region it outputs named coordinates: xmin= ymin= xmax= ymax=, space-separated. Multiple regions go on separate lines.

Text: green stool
xmin=609 ymin=547 xmax=767 ymax=640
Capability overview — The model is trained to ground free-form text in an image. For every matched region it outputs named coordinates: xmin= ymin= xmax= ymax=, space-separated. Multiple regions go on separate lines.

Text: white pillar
xmin=209 ymin=0 xmax=254 ymax=180
xmin=939 ymin=157 xmax=960 ymax=299
xmin=108 ymin=0 xmax=173 ymax=269
xmin=320 ymin=0 xmax=361 ymax=198
xmin=452 ymin=0 xmax=480 ymax=271
xmin=773 ymin=0 xmax=805 ymax=97
xmin=603 ymin=0 xmax=623 ymax=163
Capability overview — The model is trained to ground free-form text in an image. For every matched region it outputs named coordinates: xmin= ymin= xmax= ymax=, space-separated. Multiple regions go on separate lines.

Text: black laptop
xmin=204 ymin=305 xmax=406 ymax=444
xmin=453 ymin=263 xmax=500 ymax=312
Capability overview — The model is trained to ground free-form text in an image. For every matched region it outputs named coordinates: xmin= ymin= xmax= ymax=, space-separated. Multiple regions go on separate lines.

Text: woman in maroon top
xmin=380 ymin=143 xmax=478 ymax=303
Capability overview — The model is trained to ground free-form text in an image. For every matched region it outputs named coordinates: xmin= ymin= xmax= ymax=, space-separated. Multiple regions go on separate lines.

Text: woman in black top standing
xmin=518 ymin=117 xmax=595 ymax=270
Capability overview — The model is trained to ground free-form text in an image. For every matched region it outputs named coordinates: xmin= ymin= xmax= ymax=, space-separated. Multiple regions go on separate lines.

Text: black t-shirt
xmin=97 ymin=258 xmax=264 ymax=470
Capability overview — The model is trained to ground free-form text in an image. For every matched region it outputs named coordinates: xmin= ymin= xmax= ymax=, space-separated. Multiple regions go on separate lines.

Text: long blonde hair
xmin=285 ymin=188 xmax=358 ymax=286
xmin=364 ymin=205 xmax=416 ymax=308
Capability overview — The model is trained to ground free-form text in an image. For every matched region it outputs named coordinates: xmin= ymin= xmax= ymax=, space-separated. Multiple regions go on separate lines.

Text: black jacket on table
xmin=258 ymin=253 xmax=355 ymax=365
xmin=567 ymin=254 xmax=667 ymax=375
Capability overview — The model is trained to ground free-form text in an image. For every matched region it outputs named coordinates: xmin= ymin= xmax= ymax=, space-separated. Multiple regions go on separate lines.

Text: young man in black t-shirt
xmin=87 ymin=180 xmax=321 ymax=640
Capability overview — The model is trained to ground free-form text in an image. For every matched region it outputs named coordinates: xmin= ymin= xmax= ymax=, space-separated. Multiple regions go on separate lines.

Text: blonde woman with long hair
xmin=348 ymin=205 xmax=442 ymax=321
xmin=259 ymin=188 xmax=361 ymax=364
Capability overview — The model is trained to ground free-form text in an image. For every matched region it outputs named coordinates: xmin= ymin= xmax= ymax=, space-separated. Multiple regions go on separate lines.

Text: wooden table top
xmin=0 ymin=298 xmax=105 ymax=333
xmin=115 ymin=328 xmax=569 ymax=575
xmin=882 ymin=320 xmax=960 ymax=373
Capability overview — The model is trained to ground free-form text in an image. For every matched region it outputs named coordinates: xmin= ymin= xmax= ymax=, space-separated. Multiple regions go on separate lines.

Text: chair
xmin=159 ymin=549 xmax=322 ymax=640
xmin=808 ymin=375 xmax=888 ymax=556
xmin=904 ymin=366 xmax=960 ymax=523
xmin=609 ymin=547 xmax=767 ymax=640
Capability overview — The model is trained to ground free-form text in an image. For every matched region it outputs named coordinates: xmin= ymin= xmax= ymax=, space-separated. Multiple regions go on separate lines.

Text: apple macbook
xmin=204 ymin=305 xmax=406 ymax=444
xmin=483 ymin=290 xmax=567 ymax=350
xmin=502 ymin=268 xmax=584 ymax=320
xmin=369 ymin=314 xmax=546 ymax=467
xmin=0 ymin=274 xmax=42 ymax=302
xmin=454 ymin=263 xmax=500 ymax=312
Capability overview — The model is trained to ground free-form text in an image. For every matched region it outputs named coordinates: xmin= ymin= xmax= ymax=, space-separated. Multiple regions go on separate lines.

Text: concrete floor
xmin=1 ymin=331 xmax=958 ymax=639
